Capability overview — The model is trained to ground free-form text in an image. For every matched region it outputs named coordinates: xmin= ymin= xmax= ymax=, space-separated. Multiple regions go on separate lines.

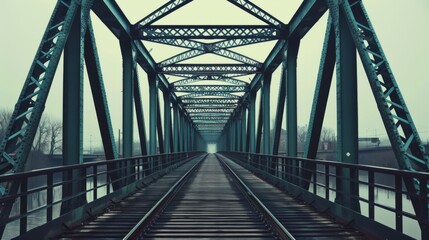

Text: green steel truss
xmin=0 ymin=0 xmax=428 ymax=237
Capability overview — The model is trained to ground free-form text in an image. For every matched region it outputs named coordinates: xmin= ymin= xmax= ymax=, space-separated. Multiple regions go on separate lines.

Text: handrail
xmin=220 ymin=151 xmax=429 ymax=239
xmin=0 ymin=151 xmax=206 ymax=239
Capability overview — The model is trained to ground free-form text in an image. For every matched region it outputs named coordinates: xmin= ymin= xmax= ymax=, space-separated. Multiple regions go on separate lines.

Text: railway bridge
xmin=0 ymin=0 xmax=428 ymax=239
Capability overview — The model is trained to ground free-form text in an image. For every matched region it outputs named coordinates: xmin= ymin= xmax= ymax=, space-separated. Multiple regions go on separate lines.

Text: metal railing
xmin=220 ymin=151 xmax=429 ymax=240
xmin=0 ymin=152 xmax=205 ymax=239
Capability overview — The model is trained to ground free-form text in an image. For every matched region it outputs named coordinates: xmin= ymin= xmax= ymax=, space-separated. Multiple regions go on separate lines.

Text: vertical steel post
xmin=262 ymin=72 xmax=272 ymax=154
xmin=248 ymin=91 xmax=256 ymax=153
xmin=134 ymin=74 xmax=148 ymax=155
xmin=120 ymin=38 xmax=133 ymax=159
xmin=149 ymin=73 xmax=158 ymax=155
xmin=236 ymin=117 xmax=241 ymax=151
xmin=286 ymin=40 xmax=300 ymax=183
xmin=164 ymin=92 xmax=171 ymax=153
xmin=156 ymin=97 xmax=164 ymax=154
xmin=61 ymin=5 xmax=85 ymax=214
xmin=335 ymin=7 xmax=360 ymax=212
xmin=241 ymin=107 xmax=247 ymax=152
xmin=173 ymin=103 xmax=180 ymax=152
xmin=286 ymin=40 xmax=300 ymax=158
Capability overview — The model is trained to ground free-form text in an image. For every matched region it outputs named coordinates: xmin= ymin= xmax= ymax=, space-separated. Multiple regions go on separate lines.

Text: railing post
xmin=20 ymin=179 xmax=28 ymax=235
xmin=419 ymin=178 xmax=429 ymax=239
xmin=368 ymin=171 xmax=375 ymax=219
xmin=47 ymin=172 xmax=53 ymax=222
xmin=395 ymin=174 xmax=403 ymax=232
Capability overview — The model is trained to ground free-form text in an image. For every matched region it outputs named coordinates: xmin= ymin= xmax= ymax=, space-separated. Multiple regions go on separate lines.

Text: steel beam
xmin=262 ymin=72 xmax=272 ymax=154
xmin=120 ymin=38 xmax=134 ymax=159
xmin=248 ymin=91 xmax=256 ymax=153
xmin=173 ymin=76 xmax=248 ymax=86
xmin=302 ymin=17 xmax=335 ymax=189
xmin=174 ymin=85 xmax=246 ymax=92
xmin=160 ymin=64 xmax=260 ymax=74
xmin=227 ymin=0 xmax=285 ymax=28
xmin=134 ymin=25 xmax=286 ymax=39
xmin=163 ymin=91 xmax=172 ymax=153
xmin=241 ymin=107 xmax=247 ymax=151
xmin=157 ymin=97 xmax=164 ymax=154
xmin=84 ymin=20 xmax=122 ymax=191
xmin=272 ymin=62 xmax=286 ymax=155
xmin=149 ymin=73 xmax=158 ymax=155
xmin=134 ymin=74 xmax=148 ymax=155
xmin=173 ymin=103 xmax=180 ymax=152
xmin=0 ymin=0 xmax=84 ymax=176
xmin=134 ymin=0 xmax=192 ymax=27
xmin=180 ymin=92 xmax=241 ymax=99
xmin=61 ymin=5 xmax=85 ymax=214
xmin=255 ymin=93 xmax=263 ymax=154
xmin=286 ymin=40 xmax=300 ymax=157
xmin=335 ymin=5 xmax=360 ymax=212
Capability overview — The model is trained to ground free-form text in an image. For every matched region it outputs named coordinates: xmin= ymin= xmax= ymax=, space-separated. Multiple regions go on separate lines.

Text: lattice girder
xmin=174 ymin=85 xmax=246 ymax=93
xmin=134 ymin=25 xmax=286 ymax=40
xmin=160 ymin=64 xmax=260 ymax=74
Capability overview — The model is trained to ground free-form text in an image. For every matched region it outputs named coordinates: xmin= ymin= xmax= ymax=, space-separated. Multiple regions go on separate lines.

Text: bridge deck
xmin=57 ymin=154 xmax=364 ymax=239
xmin=218 ymin=155 xmax=364 ymax=239
xmin=57 ymin=157 xmax=204 ymax=239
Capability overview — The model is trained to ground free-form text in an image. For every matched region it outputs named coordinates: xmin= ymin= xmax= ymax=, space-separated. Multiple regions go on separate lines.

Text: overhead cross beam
xmin=173 ymin=76 xmax=249 ymax=86
xmin=174 ymin=85 xmax=246 ymax=92
xmin=187 ymin=108 xmax=235 ymax=113
xmin=159 ymin=48 xmax=262 ymax=67
xmin=148 ymin=38 xmax=273 ymax=51
xmin=181 ymin=98 xmax=239 ymax=104
xmin=134 ymin=0 xmax=193 ymax=27
xmin=179 ymin=92 xmax=241 ymax=99
xmin=227 ymin=0 xmax=285 ymax=28
xmin=160 ymin=64 xmax=260 ymax=74
xmin=185 ymin=105 xmax=238 ymax=109
xmin=134 ymin=25 xmax=287 ymax=39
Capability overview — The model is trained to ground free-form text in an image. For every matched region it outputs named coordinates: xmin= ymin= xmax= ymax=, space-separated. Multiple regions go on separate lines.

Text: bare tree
xmin=297 ymin=125 xmax=308 ymax=152
xmin=0 ymin=109 xmax=12 ymax=142
xmin=32 ymin=117 xmax=51 ymax=154
xmin=48 ymin=120 xmax=62 ymax=158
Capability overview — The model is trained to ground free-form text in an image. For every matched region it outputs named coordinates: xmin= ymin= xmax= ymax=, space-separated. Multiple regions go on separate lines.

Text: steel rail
xmin=216 ymin=154 xmax=295 ymax=240
xmin=122 ymin=154 xmax=208 ymax=239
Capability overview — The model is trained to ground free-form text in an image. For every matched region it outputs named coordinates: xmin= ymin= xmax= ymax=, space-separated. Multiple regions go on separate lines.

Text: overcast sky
xmin=0 ymin=0 xmax=428 ymax=151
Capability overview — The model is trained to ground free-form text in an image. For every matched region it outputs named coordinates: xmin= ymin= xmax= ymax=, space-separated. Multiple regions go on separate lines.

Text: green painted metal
xmin=286 ymin=39 xmax=299 ymax=159
xmin=149 ymin=73 xmax=158 ymax=155
xmin=61 ymin=3 xmax=86 ymax=214
xmin=334 ymin=4 xmax=360 ymax=212
xmin=302 ymin=16 xmax=335 ymax=189
xmin=173 ymin=103 xmax=180 ymax=152
xmin=262 ymin=72 xmax=272 ymax=154
xmin=241 ymin=107 xmax=247 ymax=151
xmin=120 ymin=38 xmax=134 ymax=159
xmin=134 ymin=73 xmax=148 ymax=155
xmin=84 ymin=18 xmax=121 ymax=189
xmin=272 ymin=62 xmax=287 ymax=156
xmin=164 ymin=92 xmax=172 ymax=153
xmin=248 ymin=91 xmax=256 ymax=153
xmin=156 ymin=97 xmax=165 ymax=154
xmin=0 ymin=0 xmax=84 ymax=178
xmin=255 ymin=94 xmax=263 ymax=154
xmin=341 ymin=0 xmax=429 ymax=227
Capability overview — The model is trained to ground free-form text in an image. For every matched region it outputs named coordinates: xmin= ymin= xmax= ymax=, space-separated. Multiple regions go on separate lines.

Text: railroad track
xmin=58 ymin=153 xmax=363 ymax=239
xmin=217 ymin=154 xmax=364 ymax=240
xmin=124 ymin=154 xmax=292 ymax=239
